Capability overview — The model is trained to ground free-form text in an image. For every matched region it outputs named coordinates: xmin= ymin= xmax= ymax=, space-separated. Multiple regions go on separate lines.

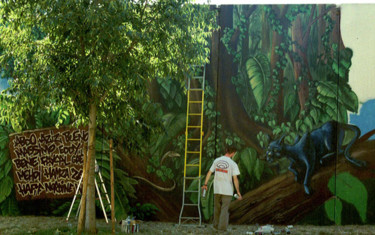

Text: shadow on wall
xmin=350 ymin=99 xmax=375 ymax=140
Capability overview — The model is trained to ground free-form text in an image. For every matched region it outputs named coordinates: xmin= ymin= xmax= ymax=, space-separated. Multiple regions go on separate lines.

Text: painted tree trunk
xmin=229 ymin=140 xmax=375 ymax=224
xmin=208 ymin=5 xmax=271 ymax=153
xmin=292 ymin=15 xmax=309 ymax=113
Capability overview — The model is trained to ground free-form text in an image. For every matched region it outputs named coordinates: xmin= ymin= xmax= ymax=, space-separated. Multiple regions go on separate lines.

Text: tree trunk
xmin=331 ymin=7 xmax=345 ymax=50
xmin=229 ymin=140 xmax=375 ymax=224
xmin=318 ymin=5 xmax=326 ymax=57
xmin=292 ymin=15 xmax=309 ymax=113
xmin=269 ymin=6 xmax=288 ymax=123
xmin=85 ymin=102 xmax=97 ymax=233
xmin=207 ymin=5 xmax=271 ymax=153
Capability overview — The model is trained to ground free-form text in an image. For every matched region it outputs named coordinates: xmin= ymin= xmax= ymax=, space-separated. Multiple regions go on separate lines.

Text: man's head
xmin=225 ymin=145 xmax=237 ymax=158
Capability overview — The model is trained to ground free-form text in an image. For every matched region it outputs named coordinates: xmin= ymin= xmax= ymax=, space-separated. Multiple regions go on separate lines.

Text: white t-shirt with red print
xmin=209 ymin=156 xmax=240 ymax=196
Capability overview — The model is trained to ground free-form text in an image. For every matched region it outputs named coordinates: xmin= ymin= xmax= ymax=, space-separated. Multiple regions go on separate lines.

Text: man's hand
xmin=236 ymin=192 xmax=242 ymax=200
xmin=201 ymin=184 xmax=208 ymax=190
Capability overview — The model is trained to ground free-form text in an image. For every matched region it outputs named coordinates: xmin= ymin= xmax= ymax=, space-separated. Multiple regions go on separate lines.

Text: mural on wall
xmin=9 ymin=127 xmax=88 ymax=200
xmin=143 ymin=4 xmax=375 ymax=225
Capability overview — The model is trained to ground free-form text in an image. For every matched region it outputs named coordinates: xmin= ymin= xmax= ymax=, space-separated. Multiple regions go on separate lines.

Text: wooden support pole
xmin=77 ymin=144 xmax=90 ymax=234
xmin=110 ymin=139 xmax=115 ymax=233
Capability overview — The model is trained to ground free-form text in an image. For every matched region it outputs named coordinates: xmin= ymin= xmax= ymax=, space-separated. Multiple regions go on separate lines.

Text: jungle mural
xmin=0 ymin=3 xmax=374 ymax=227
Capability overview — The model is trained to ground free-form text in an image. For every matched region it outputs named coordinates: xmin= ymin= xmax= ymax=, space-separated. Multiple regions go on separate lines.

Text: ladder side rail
xmin=96 ymin=166 xmax=111 ymax=205
xmin=197 ymin=89 xmax=205 ymax=226
xmin=95 ymin=178 xmax=109 ymax=223
xmin=66 ymin=175 xmax=83 ymax=221
xmin=179 ymin=85 xmax=192 ymax=225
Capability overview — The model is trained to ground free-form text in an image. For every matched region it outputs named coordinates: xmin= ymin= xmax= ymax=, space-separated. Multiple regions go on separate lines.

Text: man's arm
xmin=233 ymin=175 xmax=242 ymax=200
xmin=201 ymin=170 xmax=213 ymax=190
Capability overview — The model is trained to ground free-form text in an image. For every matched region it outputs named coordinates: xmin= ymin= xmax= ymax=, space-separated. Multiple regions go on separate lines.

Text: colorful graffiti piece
xmin=9 ymin=127 xmax=88 ymax=200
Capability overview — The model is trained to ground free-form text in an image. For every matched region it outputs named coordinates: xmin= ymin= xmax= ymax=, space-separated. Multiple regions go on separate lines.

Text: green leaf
xmin=254 ymin=159 xmax=264 ymax=181
xmin=201 ymin=177 xmax=214 ymax=220
xmin=239 ymin=147 xmax=257 ymax=176
xmin=246 ymin=54 xmax=271 ymax=110
xmin=328 ymin=172 xmax=367 ymax=223
xmin=0 ymin=149 xmax=9 ymax=166
xmin=0 ymin=176 xmax=13 ymax=203
xmin=0 ymin=129 xmax=8 ymax=150
xmin=0 ymin=195 xmax=20 ymax=216
xmin=325 ymin=197 xmax=342 ymax=225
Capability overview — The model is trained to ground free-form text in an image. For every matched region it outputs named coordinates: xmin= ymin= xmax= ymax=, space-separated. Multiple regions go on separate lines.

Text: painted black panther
xmin=266 ymin=121 xmax=367 ymax=195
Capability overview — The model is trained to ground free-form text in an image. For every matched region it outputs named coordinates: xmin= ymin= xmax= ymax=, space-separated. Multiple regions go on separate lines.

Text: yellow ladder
xmin=179 ymin=65 xmax=205 ymax=226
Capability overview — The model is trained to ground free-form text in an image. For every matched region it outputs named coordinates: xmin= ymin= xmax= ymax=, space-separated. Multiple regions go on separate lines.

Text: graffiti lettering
xmin=10 ymin=127 xmax=88 ymax=200
xmin=71 ymin=153 xmax=83 ymax=165
xmin=59 ymin=143 xmax=82 ymax=155
xmin=44 ymin=181 xmax=75 ymax=194
xmin=39 ymin=131 xmax=63 ymax=145
xmin=13 ymin=133 xmax=37 ymax=147
xmin=40 ymin=154 xmax=68 ymax=167
xmin=13 ymin=156 xmax=39 ymax=169
xmin=44 ymin=167 xmax=70 ymax=180
xmin=17 ymin=182 xmax=45 ymax=197
xmin=16 ymin=168 xmax=41 ymax=182
xmin=14 ymin=144 xmax=56 ymax=158
xmin=70 ymin=168 xmax=83 ymax=181
xmin=62 ymin=130 xmax=88 ymax=143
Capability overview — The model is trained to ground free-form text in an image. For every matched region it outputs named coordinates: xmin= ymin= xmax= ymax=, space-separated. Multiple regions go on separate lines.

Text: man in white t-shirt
xmin=202 ymin=146 xmax=242 ymax=232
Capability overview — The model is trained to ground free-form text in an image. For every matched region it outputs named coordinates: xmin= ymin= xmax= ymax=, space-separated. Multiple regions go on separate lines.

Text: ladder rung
xmin=188 ymin=113 xmax=202 ymax=116
xmin=189 ymin=101 xmax=203 ymax=103
xmin=189 ymin=88 xmax=203 ymax=91
xmin=181 ymin=216 xmax=200 ymax=219
xmin=187 ymin=138 xmax=200 ymax=141
xmin=184 ymin=177 xmax=200 ymax=180
xmin=184 ymin=204 xmax=199 ymax=206
xmin=186 ymin=164 xmax=199 ymax=167
xmin=187 ymin=126 xmax=201 ymax=128
xmin=185 ymin=190 xmax=199 ymax=193
xmin=186 ymin=151 xmax=200 ymax=154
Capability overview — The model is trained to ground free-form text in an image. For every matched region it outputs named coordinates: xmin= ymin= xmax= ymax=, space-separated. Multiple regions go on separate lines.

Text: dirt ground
xmin=0 ymin=216 xmax=375 ymax=234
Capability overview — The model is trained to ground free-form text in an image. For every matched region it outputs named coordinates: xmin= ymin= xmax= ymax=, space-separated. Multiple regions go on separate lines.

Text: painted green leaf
xmin=328 ymin=172 xmax=367 ymax=223
xmin=240 ymin=147 xmax=257 ymax=176
xmin=339 ymin=83 xmax=358 ymax=112
xmin=201 ymin=177 xmax=214 ymax=220
xmin=254 ymin=159 xmax=264 ymax=181
xmin=325 ymin=197 xmax=342 ymax=225
xmin=0 ymin=195 xmax=20 ymax=216
xmin=318 ymin=81 xmax=358 ymax=114
xmin=304 ymin=116 xmax=313 ymax=130
xmin=0 ymin=128 xmax=8 ymax=150
xmin=310 ymin=108 xmax=319 ymax=124
xmin=0 ymin=176 xmax=13 ymax=203
xmin=246 ymin=54 xmax=271 ymax=110
xmin=317 ymin=81 xmax=337 ymax=99
xmin=0 ymin=150 xmax=8 ymax=166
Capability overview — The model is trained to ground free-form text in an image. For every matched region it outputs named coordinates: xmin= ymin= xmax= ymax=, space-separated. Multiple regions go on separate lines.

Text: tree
xmin=0 ymin=0 xmax=216 ymax=233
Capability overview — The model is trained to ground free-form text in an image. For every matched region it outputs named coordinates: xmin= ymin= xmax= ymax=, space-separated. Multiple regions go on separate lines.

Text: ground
xmin=0 ymin=216 xmax=374 ymax=234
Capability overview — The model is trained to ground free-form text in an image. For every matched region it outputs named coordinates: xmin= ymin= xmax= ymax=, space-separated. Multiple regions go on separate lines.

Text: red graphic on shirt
xmin=216 ymin=168 xmax=228 ymax=173
xmin=216 ymin=160 xmax=229 ymax=174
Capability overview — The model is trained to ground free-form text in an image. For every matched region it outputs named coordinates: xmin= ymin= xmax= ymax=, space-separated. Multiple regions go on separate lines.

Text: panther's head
xmin=266 ymin=135 xmax=286 ymax=162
